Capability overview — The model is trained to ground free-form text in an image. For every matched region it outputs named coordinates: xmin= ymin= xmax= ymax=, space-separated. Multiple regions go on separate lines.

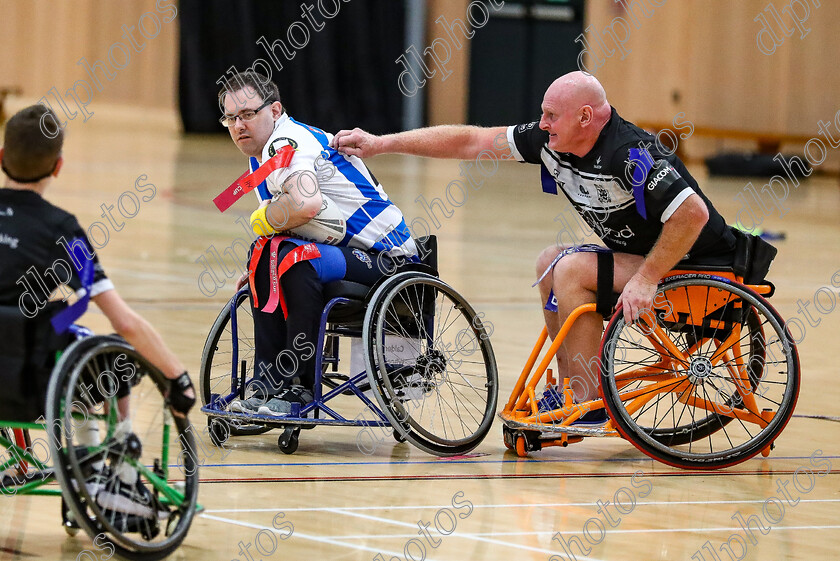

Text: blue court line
xmin=177 ymin=454 xmax=840 ymax=470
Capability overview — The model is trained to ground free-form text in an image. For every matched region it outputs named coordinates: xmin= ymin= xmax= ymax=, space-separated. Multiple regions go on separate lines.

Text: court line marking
xmin=326 ymin=525 xmax=840 ymax=540
xmin=201 ymin=513 xmax=428 ymax=561
xmin=192 ymin=453 xmax=840 ymax=468
xmin=324 ymin=507 xmax=608 ymax=561
xmin=194 ymin=468 xmax=840 ymax=484
xmin=203 ymin=498 xmax=840 ymax=514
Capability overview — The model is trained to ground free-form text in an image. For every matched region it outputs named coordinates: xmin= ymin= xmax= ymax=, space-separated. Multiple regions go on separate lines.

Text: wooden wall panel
xmin=3 ymin=0 xmax=836 ymax=153
xmin=585 ymin=0 xmax=840 ymax=163
xmin=425 ymin=0 xmax=472 ymax=126
xmin=0 ymin=0 xmax=179 ymax=113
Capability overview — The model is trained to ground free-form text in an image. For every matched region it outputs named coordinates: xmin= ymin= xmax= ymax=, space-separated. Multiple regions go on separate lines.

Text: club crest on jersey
xmin=268 ymin=137 xmax=298 ymax=157
xmin=352 ymin=249 xmax=373 ymax=269
xmin=596 ymin=187 xmax=611 ymax=203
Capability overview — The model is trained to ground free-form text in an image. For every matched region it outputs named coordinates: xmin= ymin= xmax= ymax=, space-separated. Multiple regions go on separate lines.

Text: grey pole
xmin=402 ymin=0 xmax=426 ymax=131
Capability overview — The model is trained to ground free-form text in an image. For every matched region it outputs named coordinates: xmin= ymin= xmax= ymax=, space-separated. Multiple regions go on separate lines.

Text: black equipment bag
xmin=731 ymin=227 xmax=778 ymax=285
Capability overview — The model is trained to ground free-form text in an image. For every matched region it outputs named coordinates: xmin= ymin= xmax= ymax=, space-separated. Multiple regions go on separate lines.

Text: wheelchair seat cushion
xmin=0 ymin=303 xmax=73 ymax=421
xmin=323 ymin=280 xmax=371 ymax=323
xmin=323 ymin=280 xmax=371 ymax=302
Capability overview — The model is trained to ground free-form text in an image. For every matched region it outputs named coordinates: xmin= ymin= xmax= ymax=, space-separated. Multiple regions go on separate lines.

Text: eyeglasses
xmin=219 ymin=99 xmax=273 ymax=127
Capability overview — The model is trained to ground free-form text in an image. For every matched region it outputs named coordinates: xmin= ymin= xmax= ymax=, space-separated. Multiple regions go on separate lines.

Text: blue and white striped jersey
xmin=255 ymin=114 xmax=418 ymax=259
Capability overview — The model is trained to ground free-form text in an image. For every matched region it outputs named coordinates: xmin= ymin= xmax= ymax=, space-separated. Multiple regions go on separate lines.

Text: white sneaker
xmin=96 ymin=475 xmax=159 ymax=519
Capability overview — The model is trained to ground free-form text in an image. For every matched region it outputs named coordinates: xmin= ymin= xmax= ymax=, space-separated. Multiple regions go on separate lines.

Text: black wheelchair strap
xmin=596 ymin=251 xmax=615 ymax=318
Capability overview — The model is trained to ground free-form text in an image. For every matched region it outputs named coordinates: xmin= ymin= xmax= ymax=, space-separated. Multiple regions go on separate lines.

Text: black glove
xmin=168 ymin=371 xmax=195 ymax=415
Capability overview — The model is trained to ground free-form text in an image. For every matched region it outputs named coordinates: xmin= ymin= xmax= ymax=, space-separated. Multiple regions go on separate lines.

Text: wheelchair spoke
xmin=49 ymin=336 xmax=198 ymax=557
xmin=601 ymin=275 xmax=799 ymax=468
xmin=367 ymin=273 xmax=497 ymax=454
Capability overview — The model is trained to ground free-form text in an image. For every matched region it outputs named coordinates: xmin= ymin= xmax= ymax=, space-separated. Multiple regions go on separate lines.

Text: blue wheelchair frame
xmin=201 ymin=285 xmax=428 ymax=432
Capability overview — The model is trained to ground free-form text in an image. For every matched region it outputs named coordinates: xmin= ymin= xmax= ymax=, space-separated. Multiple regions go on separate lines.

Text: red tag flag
xmin=212 ymin=144 xmax=295 ymax=212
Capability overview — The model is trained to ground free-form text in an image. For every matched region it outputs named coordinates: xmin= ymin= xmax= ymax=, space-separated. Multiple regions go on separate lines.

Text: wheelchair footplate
xmin=203 ymin=406 xmax=368 ymax=429
xmin=500 ymin=412 xmax=619 ymax=457
xmin=202 ymin=402 xmax=391 ymax=455
xmin=499 ymin=393 xmax=619 ymax=457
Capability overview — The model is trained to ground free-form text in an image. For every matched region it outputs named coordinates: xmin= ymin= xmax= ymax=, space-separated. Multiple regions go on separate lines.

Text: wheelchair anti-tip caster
xmin=208 ymin=417 xmax=230 ymax=447
xmin=62 ymin=499 xmax=80 ymax=536
xmin=513 ymin=430 xmax=541 ymax=458
xmin=393 ymin=429 xmax=406 ymax=443
xmin=278 ymin=428 xmax=300 ymax=454
xmin=502 ymin=425 xmax=516 ymax=450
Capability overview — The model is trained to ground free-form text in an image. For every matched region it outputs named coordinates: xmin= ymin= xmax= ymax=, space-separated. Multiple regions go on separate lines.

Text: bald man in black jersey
xmin=331 ymin=71 xmax=738 ymax=421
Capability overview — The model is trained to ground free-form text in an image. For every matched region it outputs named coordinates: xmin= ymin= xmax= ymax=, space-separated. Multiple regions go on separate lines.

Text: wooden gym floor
xmin=0 ymin=111 xmax=838 ymax=561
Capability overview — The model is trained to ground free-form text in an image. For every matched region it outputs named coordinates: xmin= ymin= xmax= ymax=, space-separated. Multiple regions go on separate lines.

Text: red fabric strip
xmin=247 ymin=237 xmax=268 ymax=309
xmin=263 ymin=243 xmax=321 ymax=318
xmin=260 ymin=236 xmax=286 ymax=313
xmin=247 ymin=235 xmax=288 ymax=308
xmin=213 ymin=145 xmax=295 ymax=212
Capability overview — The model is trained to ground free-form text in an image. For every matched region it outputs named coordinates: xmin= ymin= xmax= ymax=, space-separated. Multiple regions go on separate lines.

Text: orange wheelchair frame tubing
xmin=500 ymin=270 xmax=778 ymax=454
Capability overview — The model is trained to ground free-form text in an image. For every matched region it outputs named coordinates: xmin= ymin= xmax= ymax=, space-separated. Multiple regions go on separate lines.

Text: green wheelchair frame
xmin=1 ymin=326 xmax=200 ymax=561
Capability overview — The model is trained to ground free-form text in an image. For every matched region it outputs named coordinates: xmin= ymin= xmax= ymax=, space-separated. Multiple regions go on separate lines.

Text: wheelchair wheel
xmin=363 ymin=272 xmax=498 ymax=456
xmin=200 ymin=290 xmax=271 ymax=437
xmin=47 ymin=336 xmax=199 ymax=560
xmin=599 ymin=275 xmax=800 ymax=469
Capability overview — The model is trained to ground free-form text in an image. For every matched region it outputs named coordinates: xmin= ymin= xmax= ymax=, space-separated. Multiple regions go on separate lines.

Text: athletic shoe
xmin=229 ymin=395 xmax=266 ymax=414
xmin=69 ymin=462 xmax=109 ymax=498
xmin=536 ymin=385 xmax=609 ymax=425
xmin=258 ymin=386 xmax=314 ymax=417
xmin=96 ymin=474 xmax=160 ymax=519
xmin=537 ymin=385 xmax=564 ymax=412
xmin=572 ymin=408 xmax=609 ymax=425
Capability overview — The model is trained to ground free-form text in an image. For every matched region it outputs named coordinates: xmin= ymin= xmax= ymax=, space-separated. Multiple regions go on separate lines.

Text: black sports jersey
xmin=0 ymin=188 xmax=111 ymax=315
xmin=507 ymin=108 xmax=735 ymax=259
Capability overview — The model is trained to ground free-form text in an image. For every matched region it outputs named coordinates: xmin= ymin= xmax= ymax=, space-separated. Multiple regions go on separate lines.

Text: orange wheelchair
xmin=500 ymin=260 xmax=800 ymax=470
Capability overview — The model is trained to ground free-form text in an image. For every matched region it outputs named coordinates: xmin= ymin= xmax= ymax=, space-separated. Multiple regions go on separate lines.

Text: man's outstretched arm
xmin=331 ymin=125 xmax=510 ymax=161
xmin=94 ymin=289 xmax=195 ymax=415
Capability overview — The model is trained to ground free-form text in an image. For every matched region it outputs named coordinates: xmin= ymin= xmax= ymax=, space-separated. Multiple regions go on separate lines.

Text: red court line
xmin=196 ymin=469 xmax=837 ymax=484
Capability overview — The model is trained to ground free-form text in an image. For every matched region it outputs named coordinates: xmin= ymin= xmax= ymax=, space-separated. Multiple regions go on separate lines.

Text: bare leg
xmin=535 ymin=246 xmax=644 ymax=402
xmin=536 ymin=246 xmax=570 ymax=376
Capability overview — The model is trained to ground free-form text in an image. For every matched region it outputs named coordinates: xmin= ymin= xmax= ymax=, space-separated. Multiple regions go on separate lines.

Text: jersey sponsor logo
xmin=549 ymin=168 xmax=568 ymax=190
xmin=352 ymin=248 xmax=373 ymax=269
xmin=542 ymin=153 xmax=634 ymax=212
xmin=594 ymin=156 xmax=602 ymax=170
xmin=517 ymin=122 xmax=537 ymax=133
xmin=268 ymin=137 xmax=299 ymax=157
xmin=590 ymin=221 xmax=635 ymax=241
xmin=0 ymin=207 xmax=12 ymax=217
xmin=647 ymin=164 xmax=678 ymax=191
xmin=0 ymin=232 xmax=19 ymax=249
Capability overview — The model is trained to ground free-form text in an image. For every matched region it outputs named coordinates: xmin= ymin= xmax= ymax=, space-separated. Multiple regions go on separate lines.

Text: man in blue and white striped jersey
xmin=219 ymin=71 xmax=418 ymax=416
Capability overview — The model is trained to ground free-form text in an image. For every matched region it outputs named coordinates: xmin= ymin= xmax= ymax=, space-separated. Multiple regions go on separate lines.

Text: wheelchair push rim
xmin=599 ymin=275 xmax=800 ymax=470
xmin=363 ymin=272 xmax=498 ymax=456
xmin=200 ymin=289 xmax=272 ymax=437
xmin=47 ymin=336 xmax=198 ymax=560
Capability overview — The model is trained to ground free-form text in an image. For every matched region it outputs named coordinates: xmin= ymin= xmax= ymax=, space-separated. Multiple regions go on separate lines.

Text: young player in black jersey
xmin=332 ymin=71 xmax=737 ymax=422
xmin=0 ymin=105 xmax=196 ymax=516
